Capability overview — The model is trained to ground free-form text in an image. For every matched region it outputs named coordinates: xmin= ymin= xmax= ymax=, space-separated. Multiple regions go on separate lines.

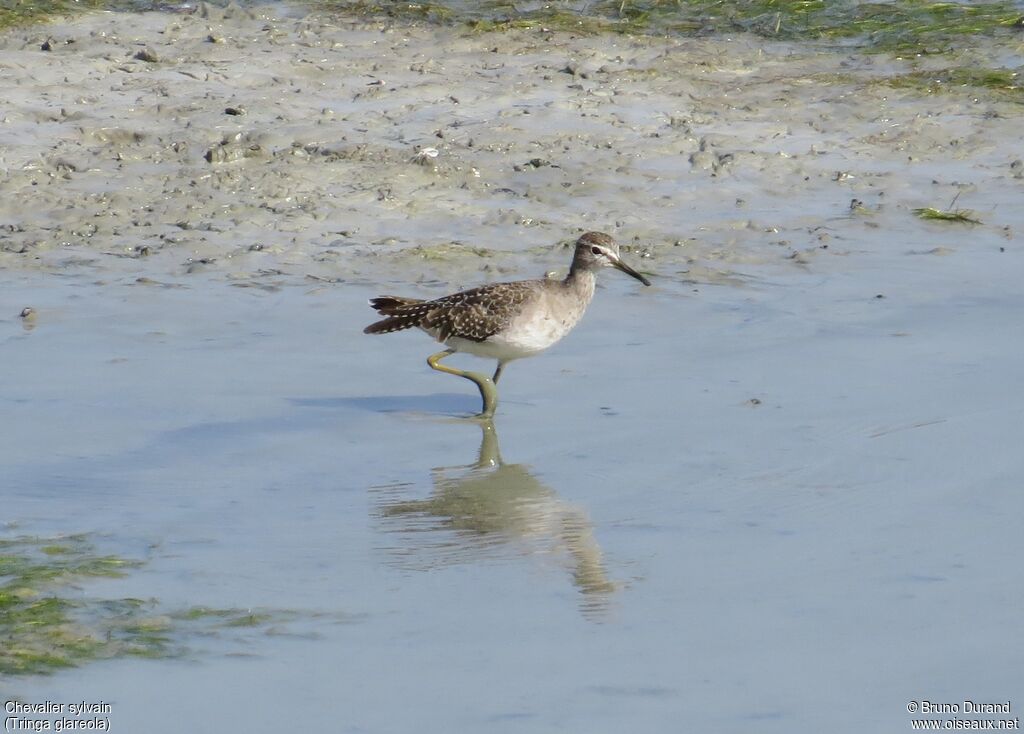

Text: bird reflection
xmin=373 ymin=420 xmax=617 ymax=619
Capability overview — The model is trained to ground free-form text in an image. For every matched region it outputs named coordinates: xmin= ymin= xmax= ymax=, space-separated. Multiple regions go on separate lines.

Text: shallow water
xmin=2 ymin=3 xmax=1023 ymax=730
xmin=4 ymin=216 xmax=1023 ymax=730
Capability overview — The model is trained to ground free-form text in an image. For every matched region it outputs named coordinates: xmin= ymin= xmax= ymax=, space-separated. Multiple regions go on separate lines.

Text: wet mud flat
xmin=1 ymin=2 xmax=1021 ymax=286
xmin=2 ymin=4 xmax=1024 ymax=733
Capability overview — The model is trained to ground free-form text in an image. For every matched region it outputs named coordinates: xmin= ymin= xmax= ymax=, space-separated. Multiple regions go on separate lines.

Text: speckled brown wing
xmin=420 ymin=281 xmax=538 ymax=342
xmin=364 ymin=281 xmax=539 ymax=343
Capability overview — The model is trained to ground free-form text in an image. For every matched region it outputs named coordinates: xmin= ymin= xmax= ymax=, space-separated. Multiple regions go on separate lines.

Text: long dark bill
xmin=612 ymin=258 xmax=651 ymax=287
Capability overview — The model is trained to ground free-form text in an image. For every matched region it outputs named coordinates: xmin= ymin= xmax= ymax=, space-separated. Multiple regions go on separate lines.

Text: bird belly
xmin=443 ymin=305 xmax=577 ymax=361
xmin=441 ymin=334 xmax=542 ymax=361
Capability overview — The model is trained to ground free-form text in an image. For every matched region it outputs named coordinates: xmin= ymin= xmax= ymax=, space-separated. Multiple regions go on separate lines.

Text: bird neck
xmin=564 ymin=265 xmax=597 ymax=303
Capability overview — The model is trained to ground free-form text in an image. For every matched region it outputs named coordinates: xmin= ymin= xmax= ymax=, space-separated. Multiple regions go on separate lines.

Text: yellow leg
xmin=492 ymin=361 xmax=507 ymax=384
xmin=427 ymin=349 xmax=499 ymax=419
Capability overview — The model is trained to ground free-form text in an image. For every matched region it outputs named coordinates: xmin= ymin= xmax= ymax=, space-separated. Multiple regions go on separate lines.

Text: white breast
xmin=445 ymin=285 xmax=590 ymax=361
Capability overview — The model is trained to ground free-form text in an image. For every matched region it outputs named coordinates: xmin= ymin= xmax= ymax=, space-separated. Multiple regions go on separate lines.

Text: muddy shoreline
xmin=1 ymin=4 xmax=1020 ymax=294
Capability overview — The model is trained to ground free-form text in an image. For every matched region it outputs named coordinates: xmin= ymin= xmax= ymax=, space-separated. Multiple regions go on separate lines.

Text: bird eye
xmin=591 ymin=246 xmax=602 ymax=255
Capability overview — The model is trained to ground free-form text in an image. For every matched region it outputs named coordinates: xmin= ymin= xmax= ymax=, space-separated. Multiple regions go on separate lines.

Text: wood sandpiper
xmin=363 ymin=232 xmax=651 ymax=418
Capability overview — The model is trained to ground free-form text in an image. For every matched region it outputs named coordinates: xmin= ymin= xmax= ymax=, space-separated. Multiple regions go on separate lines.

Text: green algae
xmin=913 ymin=206 xmax=982 ymax=224
xmin=0 ymin=534 xmax=310 ymax=676
xmin=885 ymin=66 xmax=1022 ymax=99
xmin=3 ymin=0 xmax=1021 ymax=55
xmin=403 ymin=243 xmax=497 ymax=261
xmin=4 ymin=0 xmax=1019 ymax=52
xmin=306 ymin=0 xmax=1024 ymax=101
xmin=0 ymin=0 xmax=104 ymax=31
xmin=0 ymin=535 xmax=147 ymax=675
xmin=172 ymin=605 xmax=276 ymax=627
xmin=313 ymin=0 xmax=1024 ymax=52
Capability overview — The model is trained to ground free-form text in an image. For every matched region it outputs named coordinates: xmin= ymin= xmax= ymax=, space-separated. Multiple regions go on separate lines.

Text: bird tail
xmin=363 ymin=296 xmax=429 ymax=335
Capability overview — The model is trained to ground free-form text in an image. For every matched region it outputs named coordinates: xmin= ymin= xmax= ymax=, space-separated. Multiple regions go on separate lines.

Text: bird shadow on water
xmin=289 ymin=393 xmax=480 ymax=416
xmin=369 ymin=419 xmax=619 ymax=621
